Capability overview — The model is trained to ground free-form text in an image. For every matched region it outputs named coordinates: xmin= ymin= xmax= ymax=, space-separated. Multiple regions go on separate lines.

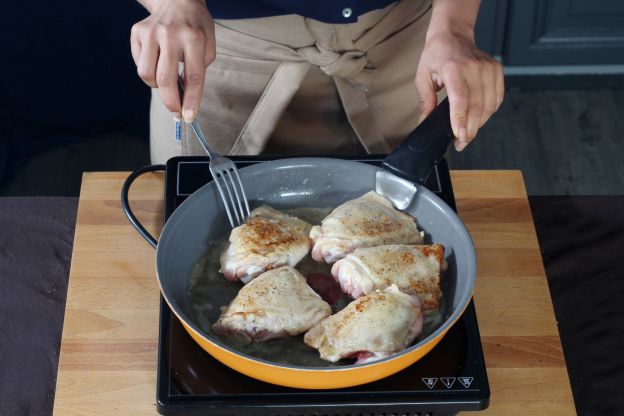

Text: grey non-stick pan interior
xmin=156 ymin=156 xmax=476 ymax=367
xmin=124 ymin=98 xmax=477 ymax=369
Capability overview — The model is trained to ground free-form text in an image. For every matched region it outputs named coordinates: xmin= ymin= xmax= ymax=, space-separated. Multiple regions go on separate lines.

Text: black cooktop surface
xmin=158 ymin=155 xmax=489 ymax=416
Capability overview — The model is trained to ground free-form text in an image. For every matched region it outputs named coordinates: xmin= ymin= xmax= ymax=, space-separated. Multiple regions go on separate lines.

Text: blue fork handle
xmin=177 ymin=76 xmax=217 ymax=160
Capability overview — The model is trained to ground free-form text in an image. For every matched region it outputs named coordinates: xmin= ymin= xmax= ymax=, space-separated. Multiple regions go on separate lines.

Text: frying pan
xmin=122 ymin=99 xmax=477 ymax=389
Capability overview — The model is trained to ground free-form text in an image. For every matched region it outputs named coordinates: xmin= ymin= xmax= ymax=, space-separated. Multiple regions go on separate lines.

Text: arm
xmin=415 ymin=0 xmax=504 ymax=151
xmin=130 ymin=0 xmax=215 ymax=122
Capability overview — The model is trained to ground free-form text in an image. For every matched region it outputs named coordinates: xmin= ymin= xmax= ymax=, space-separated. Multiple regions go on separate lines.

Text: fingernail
xmin=183 ymin=109 xmax=195 ymax=123
xmin=173 ymin=112 xmax=181 ymax=122
xmin=459 ymin=127 xmax=467 ymax=142
xmin=455 ymin=141 xmax=467 ymax=152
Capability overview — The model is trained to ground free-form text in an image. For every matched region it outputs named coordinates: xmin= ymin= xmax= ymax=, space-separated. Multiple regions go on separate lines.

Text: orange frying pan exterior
xmin=154 ymin=157 xmax=476 ymax=389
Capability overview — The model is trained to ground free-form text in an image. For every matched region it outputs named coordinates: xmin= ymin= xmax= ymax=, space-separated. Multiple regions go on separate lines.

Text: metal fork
xmin=178 ymin=77 xmax=251 ymax=227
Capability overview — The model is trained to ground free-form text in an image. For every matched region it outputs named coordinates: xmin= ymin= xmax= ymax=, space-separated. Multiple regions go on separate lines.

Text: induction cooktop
xmin=157 ymin=155 xmax=489 ymax=416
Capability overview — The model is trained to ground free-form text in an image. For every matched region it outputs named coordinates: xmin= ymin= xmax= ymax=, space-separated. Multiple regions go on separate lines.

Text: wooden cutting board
xmin=53 ymin=170 xmax=575 ymax=415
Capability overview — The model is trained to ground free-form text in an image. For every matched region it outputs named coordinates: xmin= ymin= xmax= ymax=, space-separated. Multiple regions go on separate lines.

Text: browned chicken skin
xmin=213 ymin=266 xmax=332 ymax=343
xmin=220 ymin=206 xmax=312 ymax=283
xmin=304 ymin=285 xmax=423 ymax=364
xmin=309 ymin=192 xmax=424 ymax=264
xmin=331 ymin=244 xmax=446 ymax=314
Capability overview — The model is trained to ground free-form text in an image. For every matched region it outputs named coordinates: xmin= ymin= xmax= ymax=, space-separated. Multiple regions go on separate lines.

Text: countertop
xmin=53 ymin=170 xmax=574 ymax=415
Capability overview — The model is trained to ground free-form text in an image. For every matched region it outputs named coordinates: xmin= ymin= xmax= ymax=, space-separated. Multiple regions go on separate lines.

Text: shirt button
xmin=342 ymin=7 xmax=353 ymax=18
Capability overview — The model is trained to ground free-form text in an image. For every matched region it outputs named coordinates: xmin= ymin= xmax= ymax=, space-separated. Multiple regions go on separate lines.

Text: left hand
xmin=415 ymin=31 xmax=504 ymax=151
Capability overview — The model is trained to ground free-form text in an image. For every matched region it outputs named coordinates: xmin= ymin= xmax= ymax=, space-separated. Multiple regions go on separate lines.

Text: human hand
xmin=130 ymin=0 xmax=215 ymax=122
xmin=415 ymin=31 xmax=504 ymax=151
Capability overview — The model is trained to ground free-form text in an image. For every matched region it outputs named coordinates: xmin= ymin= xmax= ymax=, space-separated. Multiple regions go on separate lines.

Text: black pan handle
xmin=382 ymin=98 xmax=454 ymax=184
xmin=121 ymin=164 xmax=166 ymax=249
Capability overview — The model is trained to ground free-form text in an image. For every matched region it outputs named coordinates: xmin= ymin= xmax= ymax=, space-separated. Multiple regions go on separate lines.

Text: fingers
xmin=480 ymin=60 xmax=505 ymax=129
xmin=156 ymin=30 xmax=182 ymax=114
xmin=131 ymin=22 xmax=214 ymax=118
xmin=441 ymin=58 xmax=505 ymax=151
xmin=136 ymin=31 xmax=160 ymax=89
xmin=440 ymin=64 xmax=469 ymax=148
xmin=464 ymin=68 xmax=484 ymax=143
xmin=181 ymin=31 xmax=208 ymax=122
xmin=204 ymin=23 xmax=217 ymax=67
xmin=495 ymin=61 xmax=505 ymax=111
xmin=130 ymin=0 xmax=216 ymax=122
xmin=130 ymin=24 xmax=141 ymax=65
xmin=415 ymin=68 xmax=438 ymax=123
xmin=480 ymin=63 xmax=498 ymax=128
xmin=417 ymin=31 xmax=505 ymax=151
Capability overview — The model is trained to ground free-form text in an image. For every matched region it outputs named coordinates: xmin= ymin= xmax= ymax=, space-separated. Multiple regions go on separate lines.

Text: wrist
xmin=141 ymin=0 xmax=206 ymax=14
xmin=427 ymin=0 xmax=478 ymax=43
xmin=426 ymin=20 xmax=475 ymax=43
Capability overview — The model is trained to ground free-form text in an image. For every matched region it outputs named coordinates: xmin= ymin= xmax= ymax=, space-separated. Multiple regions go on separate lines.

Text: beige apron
xmin=150 ymin=0 xmax=433 ymax=164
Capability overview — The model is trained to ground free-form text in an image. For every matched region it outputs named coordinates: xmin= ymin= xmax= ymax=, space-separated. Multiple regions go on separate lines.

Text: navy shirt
xmin=207 ymin=0 xmax=397 ymax=23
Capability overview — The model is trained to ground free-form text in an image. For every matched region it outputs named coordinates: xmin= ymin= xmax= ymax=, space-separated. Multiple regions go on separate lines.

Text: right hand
xmin=130 ymin=0 xmax=215 ymax=122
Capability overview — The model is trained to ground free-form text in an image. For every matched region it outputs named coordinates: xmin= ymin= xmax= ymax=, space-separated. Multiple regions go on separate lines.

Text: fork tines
xmin=210 ymin=166 xmax=251 ymax=228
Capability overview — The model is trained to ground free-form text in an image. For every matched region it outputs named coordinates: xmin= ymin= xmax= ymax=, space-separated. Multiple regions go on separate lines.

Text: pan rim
xmin=156 ymin=157 xmax=477 ymax=371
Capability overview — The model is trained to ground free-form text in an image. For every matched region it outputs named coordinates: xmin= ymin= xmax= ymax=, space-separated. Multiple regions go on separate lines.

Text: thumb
xmin=415 ymin=69 xmax=438 ymax=123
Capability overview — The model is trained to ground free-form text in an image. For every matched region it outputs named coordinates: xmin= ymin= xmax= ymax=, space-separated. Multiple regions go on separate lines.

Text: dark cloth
xmin=0 ymin=198 xmax=77 ymax=415
xmin=207 ymin=0 xmax=396 ymax=23
xmin=530 ymin=196 xmax=624 ymax=416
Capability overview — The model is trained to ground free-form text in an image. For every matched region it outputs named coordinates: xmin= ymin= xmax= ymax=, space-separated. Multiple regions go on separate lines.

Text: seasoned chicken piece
xmin=331 ymin=244 xmax=445 ymax=314
xmin=213 ymin=266 xmax=332 ymax=343
xmin=309 ymin=191 xmax=424 ymax=264
xmin=220 ymin=206 xmax=312 ymax=283
xmin=304 ymin=285 xmax=423 ymax=364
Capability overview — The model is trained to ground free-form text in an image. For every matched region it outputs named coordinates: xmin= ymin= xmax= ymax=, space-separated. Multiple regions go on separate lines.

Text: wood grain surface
xmin=53 ymin=170 xmax=575 ymax=415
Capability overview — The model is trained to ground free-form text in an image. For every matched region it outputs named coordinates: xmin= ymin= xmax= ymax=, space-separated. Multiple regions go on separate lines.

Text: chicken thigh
xmin=309 ymin=191 xmax=424 ymax=264
xmin=220 ymin=206 xmax=312 ymax=283
xmin=213 ymin=266 xmax=332 ymax=343
xmin=331 ymin=244 xmax=445 ymax=314
xmin=304 ymin=285 xmax=423 ymax=364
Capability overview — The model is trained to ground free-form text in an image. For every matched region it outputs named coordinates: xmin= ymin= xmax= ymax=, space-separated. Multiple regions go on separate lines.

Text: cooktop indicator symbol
xmin=458 ymin=377 xmax=474 ymax=388
xmin=422 ymin=378 xmax=438 ymax=389
xmin=440 ymin=377 xmax=456 ymax=389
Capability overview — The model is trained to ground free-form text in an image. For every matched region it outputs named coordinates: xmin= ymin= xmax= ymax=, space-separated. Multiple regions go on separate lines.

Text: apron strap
xmin=229 ymin=61 xmax=311 ymax=155
xmin=334 ymin=77 xmax=390 ymax=153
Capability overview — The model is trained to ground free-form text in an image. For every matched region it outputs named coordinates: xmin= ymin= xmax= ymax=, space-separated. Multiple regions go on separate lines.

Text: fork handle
xmin=177 ymin=75 xmax=218 ymax=160
xmin=189 ymin=119 xmax=217 ymax=160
